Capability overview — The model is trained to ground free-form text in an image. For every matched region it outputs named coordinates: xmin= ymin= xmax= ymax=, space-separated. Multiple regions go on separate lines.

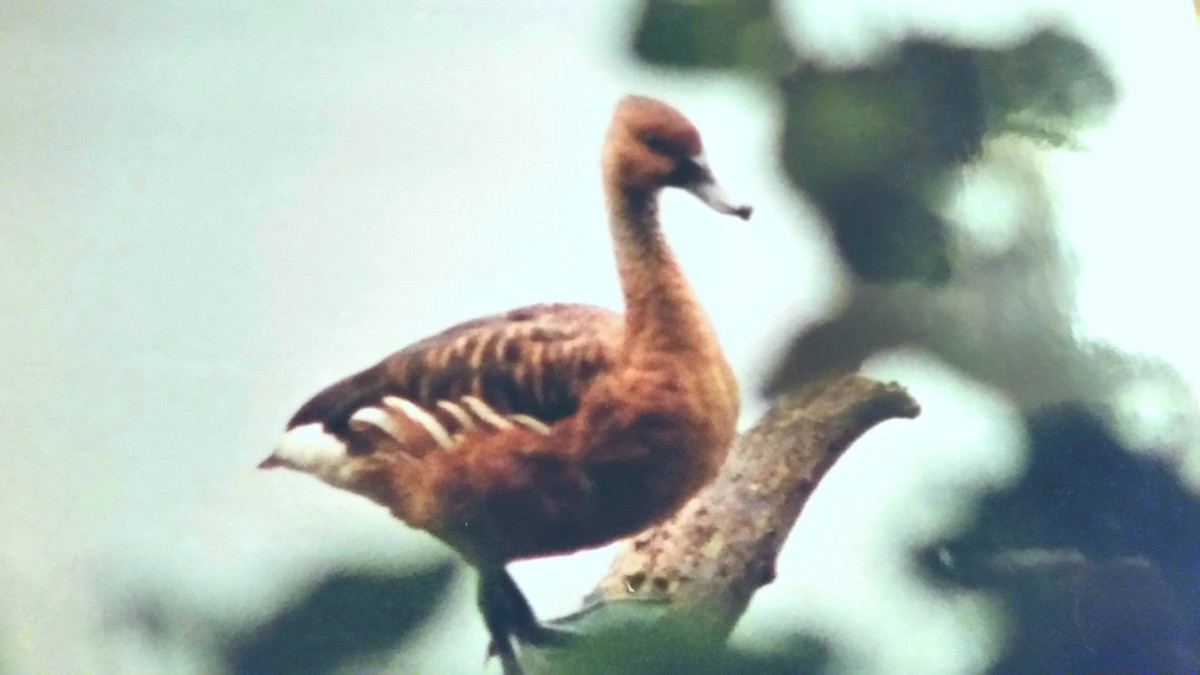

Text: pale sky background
xmin=0 ymin=1 xmax=1196 ymax=674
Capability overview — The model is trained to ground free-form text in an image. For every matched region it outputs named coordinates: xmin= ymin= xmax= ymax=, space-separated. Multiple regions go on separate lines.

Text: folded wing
xmin=280 ymin=303 xmax=622 ymax=462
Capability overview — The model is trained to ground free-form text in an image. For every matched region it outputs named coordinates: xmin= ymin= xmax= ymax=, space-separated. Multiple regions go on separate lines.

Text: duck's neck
xmin=606 ymin=186 xmax=715 ymax=361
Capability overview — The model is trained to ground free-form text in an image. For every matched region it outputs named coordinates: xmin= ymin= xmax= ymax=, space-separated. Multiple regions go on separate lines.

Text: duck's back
xmin=284 ymin=303 xmax=623 ymax=460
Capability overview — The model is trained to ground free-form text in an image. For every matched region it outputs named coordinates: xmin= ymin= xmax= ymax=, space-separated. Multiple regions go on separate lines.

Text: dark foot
xmin=478 ymin=567 xmax=580 ymax=673
xmin=487 ymin=646 xmax=524 ymax=675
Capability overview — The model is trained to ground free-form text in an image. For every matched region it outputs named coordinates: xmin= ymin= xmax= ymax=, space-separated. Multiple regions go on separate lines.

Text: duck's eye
xmin=642 ymin=133 xmax=674 ymax=155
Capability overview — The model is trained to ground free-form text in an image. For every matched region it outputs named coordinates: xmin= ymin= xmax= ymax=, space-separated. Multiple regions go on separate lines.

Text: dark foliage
xmin=633 ymin=0 xmax=783 ymax=72
xmin=631 ymin=0 xmax=1195 ymax=672
xmin=782 ymin=30 xmax=1113 ymax=283
xmin=927 ymin=549 xmax=1195 ymax=673
xmin=527 ymin=599 xmax=827 ymax=675
xmin=919 ymin=406 xmax=1200 ymax=672
xmin=975 ymin=406 xmax=1199 ymax=579
xmin=115 ymin=561 xmax=457 ymax=674
xmin=225 ymin=562 xmax=456 ymax=675
xmin=635 ymin=1 xmax=1114 ymax=283
xmin=535 ymin=627 xmax=827 ymax=675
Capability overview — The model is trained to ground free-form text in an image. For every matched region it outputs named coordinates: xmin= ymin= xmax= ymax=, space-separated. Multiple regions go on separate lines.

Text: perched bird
xmin=260 ymin=95 xmax=751 ymax=669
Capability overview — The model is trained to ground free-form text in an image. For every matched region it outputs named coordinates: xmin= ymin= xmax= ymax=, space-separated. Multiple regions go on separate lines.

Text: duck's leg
xmin=478 ymin=569 xmax=523 ymax=675
xmin=478 ymin=567 xmax=579 ymax=671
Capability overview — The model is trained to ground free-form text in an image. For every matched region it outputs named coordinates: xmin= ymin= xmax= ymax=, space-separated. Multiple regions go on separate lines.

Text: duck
xmin=259 ymin=95 xmax=752 ymax=671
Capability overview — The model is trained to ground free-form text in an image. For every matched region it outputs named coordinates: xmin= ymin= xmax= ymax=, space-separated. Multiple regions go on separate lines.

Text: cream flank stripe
xmin=436 ymin=400 xmax=477 ymax=430
xmin=461 ymin=395 xmax=515 ymax=431
xmin=383 ymin=396 xmax=455 ymax=449
xmin=349 ymin=394 xmax=553 ymax=454
xmin=348 ymin=406 xmax=408 ymax=445
xmin=509 ymin=414 xmax=551 ymax=435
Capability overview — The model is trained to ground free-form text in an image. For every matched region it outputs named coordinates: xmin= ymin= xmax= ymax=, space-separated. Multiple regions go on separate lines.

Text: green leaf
xmin=633 ymin=0 xmax=775 ymax=71
xmin=228 ymin=561 xmax=457 ymax=675
xmin=523 ymin=599 xmax=828 ymax=674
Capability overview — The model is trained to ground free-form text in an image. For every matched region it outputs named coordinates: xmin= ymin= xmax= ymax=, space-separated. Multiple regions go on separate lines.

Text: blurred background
xmin=1 ymin=1 xmax=1196 ymax=673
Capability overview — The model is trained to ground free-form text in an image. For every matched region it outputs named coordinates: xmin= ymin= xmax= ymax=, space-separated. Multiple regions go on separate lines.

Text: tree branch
xmin=585 ymin=374 xmax=920 ymax=639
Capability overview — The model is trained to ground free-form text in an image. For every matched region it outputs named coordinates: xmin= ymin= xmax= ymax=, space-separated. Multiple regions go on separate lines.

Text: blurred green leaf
xmin=633 ymin=0 xmax=782 ymax=72
xmin=631 ymin=0 xmax=1116 ymax=283
xmin=781 ymin=41 xmax=985 ymax=187
xmin=626 ymin=3 xmax=1197 ymax=671
xmin=979 ymin=29 xmax=1118 ymax=143
xmin=525 ymin=602 xmax=827 ymax=675
xmin=917 ymin=406 xmax=1200 ymax=673
xmin=928 ymin=406 xmax=1200 ymax=594
xmin=228 ymin=561 xmax=456 ymax=675
xmin=776 ymin=30 xmax=1114 ymax=283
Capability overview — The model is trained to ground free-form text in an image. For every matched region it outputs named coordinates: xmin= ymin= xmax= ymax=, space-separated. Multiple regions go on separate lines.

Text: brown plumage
xmin=261 ymin=95 xmax=751 ymax=668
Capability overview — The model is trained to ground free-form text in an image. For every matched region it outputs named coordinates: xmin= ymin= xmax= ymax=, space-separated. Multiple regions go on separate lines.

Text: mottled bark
xmin=585 ymin=374 xmax=920 ymax=638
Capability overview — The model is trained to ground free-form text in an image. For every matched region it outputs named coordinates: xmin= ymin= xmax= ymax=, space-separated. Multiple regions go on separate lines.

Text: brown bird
xmin=260 ymin=95 xmax=751 ymax=669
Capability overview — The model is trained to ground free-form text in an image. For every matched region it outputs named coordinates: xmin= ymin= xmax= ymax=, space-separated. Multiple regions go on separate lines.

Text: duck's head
xmin=603 ymin=95 xmax=752 ymax=220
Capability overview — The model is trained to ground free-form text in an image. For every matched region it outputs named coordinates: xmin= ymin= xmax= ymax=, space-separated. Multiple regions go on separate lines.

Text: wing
xmin=284 ymin=303 xmax=622 ymax=458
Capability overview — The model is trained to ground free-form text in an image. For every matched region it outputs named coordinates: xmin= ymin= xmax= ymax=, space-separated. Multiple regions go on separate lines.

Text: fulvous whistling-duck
xmin=260 ymin=95 xmax=752 ymax=669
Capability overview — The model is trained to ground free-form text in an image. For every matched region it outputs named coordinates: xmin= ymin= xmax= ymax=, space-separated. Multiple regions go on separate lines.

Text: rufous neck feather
xmin=604 ymin=181 xmax=714 ymax=359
